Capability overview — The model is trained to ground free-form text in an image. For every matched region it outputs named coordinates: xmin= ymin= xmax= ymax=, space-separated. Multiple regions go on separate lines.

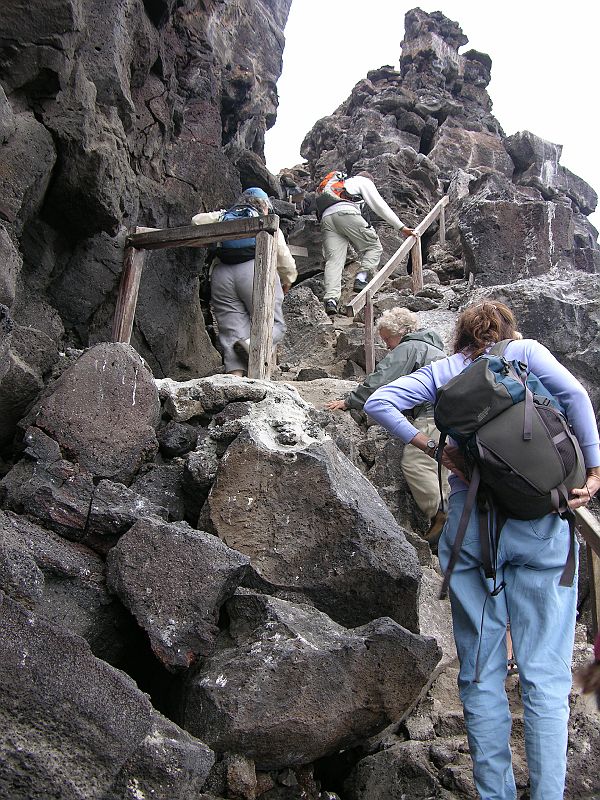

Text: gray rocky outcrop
xmin=107 ymin=517 xmax=250 ymax=670
xmin=0 ymin=510 xmax=130 ymax=665
xmin=279 ymin=286 xmax=338 ymax=370
xmin=207 ymin=430 xmax=421 ymax=633
xmin=0 ymin=0 xmax=292 ymax=384
xmin=471 ymin=276 xmax=600 ymax=409
xmin=34 ymin=342 xmax=160 ymax=482
xmin=0 ymin=590 xmax=215 ymax=800
xmin=506 ymin=130 xmax=598 ymax=215
xmin=182 ymin=590 xmax=441 ymax=768
xmin=289 ymin=8 xmax=598 ymax=288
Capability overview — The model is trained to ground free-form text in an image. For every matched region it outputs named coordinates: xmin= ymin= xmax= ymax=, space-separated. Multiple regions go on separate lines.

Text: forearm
xmin=276 ymin=231 xmax=298 ymax=285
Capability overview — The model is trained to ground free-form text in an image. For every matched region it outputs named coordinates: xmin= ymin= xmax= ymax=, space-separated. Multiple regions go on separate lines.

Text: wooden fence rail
xmin=112 ymin=214 xmax=281 ymax=380
xmin=575 ymin=507 xmax=600 ymax=637
xmin=345 ymin=195 xmax=449 ymax=371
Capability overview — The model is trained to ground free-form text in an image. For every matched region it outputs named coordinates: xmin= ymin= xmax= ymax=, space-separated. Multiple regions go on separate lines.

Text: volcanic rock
xmin=182 ymin=591 xmax=441 ymax=769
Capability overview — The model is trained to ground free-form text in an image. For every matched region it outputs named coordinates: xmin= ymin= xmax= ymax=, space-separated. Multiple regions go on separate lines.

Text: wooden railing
xmin=112 ymin=215 xmax=281 ymax=380
xmin=575 ymin=507 xmax=600 ymax=637
xmin=346 ymin=196 xmax=449 ymax=373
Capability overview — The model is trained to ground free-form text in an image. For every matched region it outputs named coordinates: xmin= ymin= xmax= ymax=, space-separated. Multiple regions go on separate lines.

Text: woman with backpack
xmin=192 ymin=188 xmax=297 ymax=376
xmin=364 ymin=300 xmax=600 ymax=800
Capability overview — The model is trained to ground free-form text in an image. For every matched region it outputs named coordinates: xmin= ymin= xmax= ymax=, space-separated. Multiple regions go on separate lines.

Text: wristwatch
xmin=425 ymin=439 xmax=438 ymax=458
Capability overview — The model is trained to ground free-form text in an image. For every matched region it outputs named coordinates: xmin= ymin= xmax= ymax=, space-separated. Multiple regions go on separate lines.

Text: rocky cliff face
xmin=293 ymin=8 xmax=598 ymax=284
xmin=0 ymin=0 xmax=292 ymax=456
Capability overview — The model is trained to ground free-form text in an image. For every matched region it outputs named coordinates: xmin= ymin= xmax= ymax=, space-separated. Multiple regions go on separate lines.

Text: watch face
xmin=427 ymin=439 xmax=437 ymax=450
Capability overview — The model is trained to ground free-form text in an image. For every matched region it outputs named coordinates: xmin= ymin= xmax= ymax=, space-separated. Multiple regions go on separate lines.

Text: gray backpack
xmin=434 ymin=340 xmax=585 ymax=599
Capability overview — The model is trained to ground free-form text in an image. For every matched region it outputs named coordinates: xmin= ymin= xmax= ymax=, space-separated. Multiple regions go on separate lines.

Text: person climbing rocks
xmin=315 ymin=170 xmax=415 ymax=316
xmin=191 ymin=187 xmax=297 ymax=376
xmin=364 ymin=300 xmax=600 ymax=800
xmin=325 ymin=307 xmax=449 ymax=541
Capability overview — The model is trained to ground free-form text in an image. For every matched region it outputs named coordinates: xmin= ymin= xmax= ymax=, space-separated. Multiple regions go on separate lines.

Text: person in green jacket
xmin=326 ymin=307 xmax=449 ymax=541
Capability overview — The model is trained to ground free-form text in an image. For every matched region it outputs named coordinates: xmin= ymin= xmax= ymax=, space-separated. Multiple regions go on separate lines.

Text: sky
xmin=265 ymin=0 xmax=599 ymax=230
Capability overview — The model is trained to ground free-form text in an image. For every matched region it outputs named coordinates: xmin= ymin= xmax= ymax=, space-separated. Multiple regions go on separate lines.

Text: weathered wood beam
xmin=575 ymin=506 xmax=600 ymax=636
xmin=126 ymin=214 xmax=280 ymax=251
xmin=439 ymin=205 xmax=446 ymax=244
xmin=247 ymin=231 xmax=278 ymax=380
xmin=576 ymin=507 xmax=600 ymax=558
xmin=410 ymin=237 xmax=424 ymax=294
xmin=112 ymin=230 xmax=147 ymax=344
xmin=412 ymin=194 xmax=449 ymax=237
xmin=288 ymin=245 xmax=309 ymax=257
xmin=364 ymin=291 xmax=375 ymax=374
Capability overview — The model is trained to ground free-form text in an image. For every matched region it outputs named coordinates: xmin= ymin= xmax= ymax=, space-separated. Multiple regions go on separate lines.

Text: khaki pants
xmin=401 ymin=416 xmax=449 ymax=520
xmin=321 ymin=209 xmax=383 ymax=300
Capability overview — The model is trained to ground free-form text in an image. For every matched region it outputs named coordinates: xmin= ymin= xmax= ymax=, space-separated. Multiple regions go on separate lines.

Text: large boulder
xmin=182 ymin=591 xmax=441 ymax=769
xmin=279 ymin=286 xmax=338 ymax=370
xmin=506 ymin=130 xmax=598 ymax=216
xmin=34 ymin=342 xmax=160 ymax=482
xmin=429 ymin=124 xmax=513 ymax=182
xmin=207 ymin=431 xmax=422 ymax=633
xmin=107 ymin=518 xmax=250 ymax=671
xmin=472 ymin=276 xmax=600 ymax=409
xmin=459 ymin=195 xmax=573 ymax=285
xmin=0 ymin=591 xmax=215 ymax=799
xmin=0 ymin=324 xmax=60 ymax=450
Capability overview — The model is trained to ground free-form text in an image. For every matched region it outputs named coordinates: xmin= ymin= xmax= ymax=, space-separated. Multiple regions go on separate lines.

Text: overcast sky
xmin=265 ymin=0 xmax=599 ymax=230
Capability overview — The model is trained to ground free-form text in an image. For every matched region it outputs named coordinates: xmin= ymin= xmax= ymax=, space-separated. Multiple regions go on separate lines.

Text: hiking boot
xmin=324 ymin=299 xmax=338 ymax=316
xmin=353 ymin=271 xmax=370 ymax=293
xmin=233 ymin=338 xmax=250 ymax=365
xmin=424 ymin=509 xmax=447 ymax=549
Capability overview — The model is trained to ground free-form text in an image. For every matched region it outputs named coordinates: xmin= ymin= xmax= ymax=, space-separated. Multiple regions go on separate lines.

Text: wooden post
xmin=410 ymin=237 xmax=423 ymax=294
xmin=364 ymin=290 xmax=375 ymax=375
xmin=588 ymin=542 xmax=600 ymax=637
xmin=575 ymin=508 xmax=600 ymax=637
xmin=248 ymin=230 xmax=278 ymax=380
xmin=112 ymin=229 xmax=147 ymax=344
xmin=439 ymin=206 xmax=446 ymax=244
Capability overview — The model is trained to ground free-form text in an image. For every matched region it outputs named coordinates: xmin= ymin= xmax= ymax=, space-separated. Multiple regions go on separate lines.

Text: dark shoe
xmin=424 ymin=509 xmax=447 ymax=548
xmin=233 ymin=338 xmax=250 ymax=365
xmin=353 ymin=273 xmax=369 ymax=293
xmin=324 ymin=299 xmax=338 ymax=316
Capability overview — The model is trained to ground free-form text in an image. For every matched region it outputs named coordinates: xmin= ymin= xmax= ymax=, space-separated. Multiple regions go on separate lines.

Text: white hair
xmin=375 ymin=307 xmax=419 ymax=337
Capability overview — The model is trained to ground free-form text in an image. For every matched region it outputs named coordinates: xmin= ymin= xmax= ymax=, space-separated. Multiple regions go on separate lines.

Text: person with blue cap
xmin=191 ymin=188 xmax=297 ymax=375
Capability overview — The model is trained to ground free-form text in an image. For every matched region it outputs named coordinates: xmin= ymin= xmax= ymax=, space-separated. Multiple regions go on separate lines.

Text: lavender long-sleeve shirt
xmin=364 ymin=338 xmax=600 ymax=493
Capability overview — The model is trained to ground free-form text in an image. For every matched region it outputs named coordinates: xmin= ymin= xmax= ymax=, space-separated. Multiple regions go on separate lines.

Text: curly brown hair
xmin=453 ymin=300 xmax=518 ymax=360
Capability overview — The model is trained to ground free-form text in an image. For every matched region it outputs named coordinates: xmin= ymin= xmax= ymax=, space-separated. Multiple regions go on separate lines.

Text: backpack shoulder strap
xmin=489 ymin=339 xmax=512 ymax=356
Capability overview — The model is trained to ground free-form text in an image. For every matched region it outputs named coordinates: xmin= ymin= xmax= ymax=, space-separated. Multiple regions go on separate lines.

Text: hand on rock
xmin=325 ymin=399 xmax=348 ymax=411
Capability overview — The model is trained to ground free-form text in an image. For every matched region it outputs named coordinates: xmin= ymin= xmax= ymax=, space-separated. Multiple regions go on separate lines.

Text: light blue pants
xmin=438 ymin=491 xmax=578 ymax=800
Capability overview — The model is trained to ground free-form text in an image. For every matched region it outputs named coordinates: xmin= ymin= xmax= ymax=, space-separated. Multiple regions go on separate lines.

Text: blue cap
xmin=243 ymin=187 xmax=269 ymax=201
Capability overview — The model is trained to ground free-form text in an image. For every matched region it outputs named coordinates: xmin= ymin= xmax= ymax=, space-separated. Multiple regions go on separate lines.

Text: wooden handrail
xmin=126 ymin=215 xmax=280 ymax=251
xmin=575 ymin=507 xmax=600 ymax=637
xmin=346 ymin=195 xmax=449 ymax=317
xmin=113 ymin=214 xmax=281 ymax=380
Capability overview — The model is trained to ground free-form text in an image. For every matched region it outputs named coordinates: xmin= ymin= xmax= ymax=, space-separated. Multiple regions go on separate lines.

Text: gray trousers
xmin=321 ymin=208 xmax=383 ymax=300
xmin=210 ymin=259 xmax=286 ymax=373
